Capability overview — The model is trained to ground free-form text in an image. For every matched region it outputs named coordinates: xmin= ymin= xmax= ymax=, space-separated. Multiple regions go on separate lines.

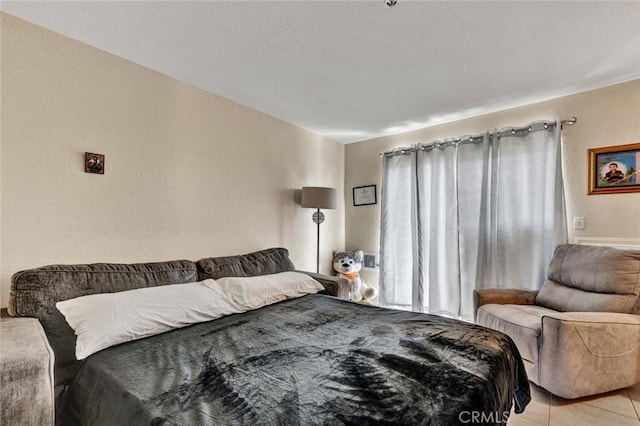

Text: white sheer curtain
xmin=380 ymin=121 xmax=567 ymax=320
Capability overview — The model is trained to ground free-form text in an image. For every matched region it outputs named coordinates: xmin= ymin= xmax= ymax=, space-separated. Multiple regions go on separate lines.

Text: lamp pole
xmin=312 ymin=208 xmax=325 ymax=273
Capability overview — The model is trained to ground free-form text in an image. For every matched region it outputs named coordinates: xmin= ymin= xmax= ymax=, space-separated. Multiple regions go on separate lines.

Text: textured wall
xmin=0 ymin=13 xmax=345 ymax=307
xmin=345 ymin=80 xmax=640 ymax=289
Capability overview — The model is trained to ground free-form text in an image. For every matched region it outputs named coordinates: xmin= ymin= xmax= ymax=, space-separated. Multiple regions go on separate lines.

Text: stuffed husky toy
xmin=332 ymin=250 xmax=378 ymax=304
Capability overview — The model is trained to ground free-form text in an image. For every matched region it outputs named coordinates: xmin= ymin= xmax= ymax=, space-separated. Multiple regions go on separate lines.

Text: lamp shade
xmin=301 ymin=187 xmax=337 ymax=209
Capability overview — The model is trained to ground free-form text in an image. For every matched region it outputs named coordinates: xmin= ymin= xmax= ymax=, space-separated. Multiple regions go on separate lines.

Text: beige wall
xmin=346 ymin=80 xmax=640 ymax=288
xmin=0 ymin=13 xmax=345 ymax=307
xmin=3 ymin=13 xmax=638 ymax=308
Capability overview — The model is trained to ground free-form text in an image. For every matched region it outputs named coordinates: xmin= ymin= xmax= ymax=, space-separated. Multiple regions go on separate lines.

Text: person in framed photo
xmin=88 ymin=156 xmax=103 ymax=174
xmin=604 ymin=163 xmax=625 ymax=183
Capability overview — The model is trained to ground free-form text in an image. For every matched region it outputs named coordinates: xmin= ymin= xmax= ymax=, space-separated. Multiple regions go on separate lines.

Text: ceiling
xmin=2 ymin=1 xmax=639 ymax=143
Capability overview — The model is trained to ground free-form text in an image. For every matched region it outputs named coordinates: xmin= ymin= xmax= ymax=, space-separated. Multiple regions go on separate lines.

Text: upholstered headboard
xmin=196 ymin=247 xmax=349 ymax=298
xmin=197 ymin=247 xmax=295 ymax=280
xmin=8 ymin=247 xmax=346 ymax=385
xmin=9 ymin=260 xmax=198 ymax=377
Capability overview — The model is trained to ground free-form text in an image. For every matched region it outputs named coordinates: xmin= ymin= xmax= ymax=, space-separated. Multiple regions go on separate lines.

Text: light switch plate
xmin=573 ymin=217 xmax=585 ymax=230
xmin=363 ymin=253 xmax=379 ymax=269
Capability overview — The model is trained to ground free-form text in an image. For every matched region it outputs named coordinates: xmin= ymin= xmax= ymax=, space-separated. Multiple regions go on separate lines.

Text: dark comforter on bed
xmin=58 ymin=295 xmax=530 ymax=426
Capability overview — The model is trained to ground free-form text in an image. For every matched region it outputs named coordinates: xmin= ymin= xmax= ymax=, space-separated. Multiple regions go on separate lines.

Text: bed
xmin=8 ymin=248 xmax=530 ymax=425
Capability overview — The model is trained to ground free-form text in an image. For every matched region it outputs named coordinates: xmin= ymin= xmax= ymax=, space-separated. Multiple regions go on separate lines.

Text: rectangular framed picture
xmin=85 ymin=152 xmax=105 ymax=174
xmin=353 ymin=185 xmax=377 ymax=206
xmin=588 ymin=142 xmax=640 ymax=195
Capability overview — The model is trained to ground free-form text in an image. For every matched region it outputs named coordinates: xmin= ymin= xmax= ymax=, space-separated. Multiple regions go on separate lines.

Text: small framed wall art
xmin=353 ymin=185 xmax=377 ymax=206
xmin=588 ymin=142 xmax=640 ymax=195
xmin=85 ymin=152 xmax=105 ymax=174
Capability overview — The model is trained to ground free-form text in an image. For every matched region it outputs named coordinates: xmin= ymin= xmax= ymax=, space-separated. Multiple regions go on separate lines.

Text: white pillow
xmin=207 ymin=271 xmax=324 ymax=311
xmin=56 ymin=279 xmax=240 ymax=360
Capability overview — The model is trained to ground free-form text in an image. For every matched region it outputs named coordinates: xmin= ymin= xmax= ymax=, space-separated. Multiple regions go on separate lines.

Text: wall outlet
xmin=573 ymin=217 xmax=585 ymax=230
xmin=363 ymin=253 xmax=379 ymax=269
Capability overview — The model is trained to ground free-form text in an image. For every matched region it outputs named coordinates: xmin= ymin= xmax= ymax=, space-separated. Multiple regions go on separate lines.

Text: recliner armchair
xmin=474 ymin=244 xmax=640 ymax=399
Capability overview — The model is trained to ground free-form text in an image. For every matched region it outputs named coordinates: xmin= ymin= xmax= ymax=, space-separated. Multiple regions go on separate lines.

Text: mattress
xmin=58 ymin=295 xmax=529 ymax=425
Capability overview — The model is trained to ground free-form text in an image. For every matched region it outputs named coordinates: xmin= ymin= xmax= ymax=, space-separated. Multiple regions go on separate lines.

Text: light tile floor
xmin=508 ymin=383 xmax=640 ymax=426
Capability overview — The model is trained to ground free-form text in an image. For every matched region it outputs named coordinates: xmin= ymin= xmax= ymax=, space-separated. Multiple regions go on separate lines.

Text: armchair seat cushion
xmin=477 ymin=304 xmax=558 ymax=364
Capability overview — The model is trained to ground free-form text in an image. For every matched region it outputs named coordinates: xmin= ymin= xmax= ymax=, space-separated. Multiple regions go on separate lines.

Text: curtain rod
xmin=380 ymin=117 xmax=577 ymax=158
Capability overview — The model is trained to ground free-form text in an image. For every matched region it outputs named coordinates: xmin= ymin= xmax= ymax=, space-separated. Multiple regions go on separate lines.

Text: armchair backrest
xmin=535 ymin=244 xmax=640 ymax=314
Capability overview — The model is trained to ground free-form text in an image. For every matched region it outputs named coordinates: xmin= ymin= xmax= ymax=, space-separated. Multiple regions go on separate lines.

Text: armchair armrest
xmin=538 ymin=312 xmax=640 ymax=398
xmin=0 ymin=317 xmax=55 ymax=425
xmin=296 ymin=270 xmax=350 ymax=299
xmin=543 ymin=311 xmax=640 ymax=325
xmin=473 ymin=288 xmax=539 ymax=321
